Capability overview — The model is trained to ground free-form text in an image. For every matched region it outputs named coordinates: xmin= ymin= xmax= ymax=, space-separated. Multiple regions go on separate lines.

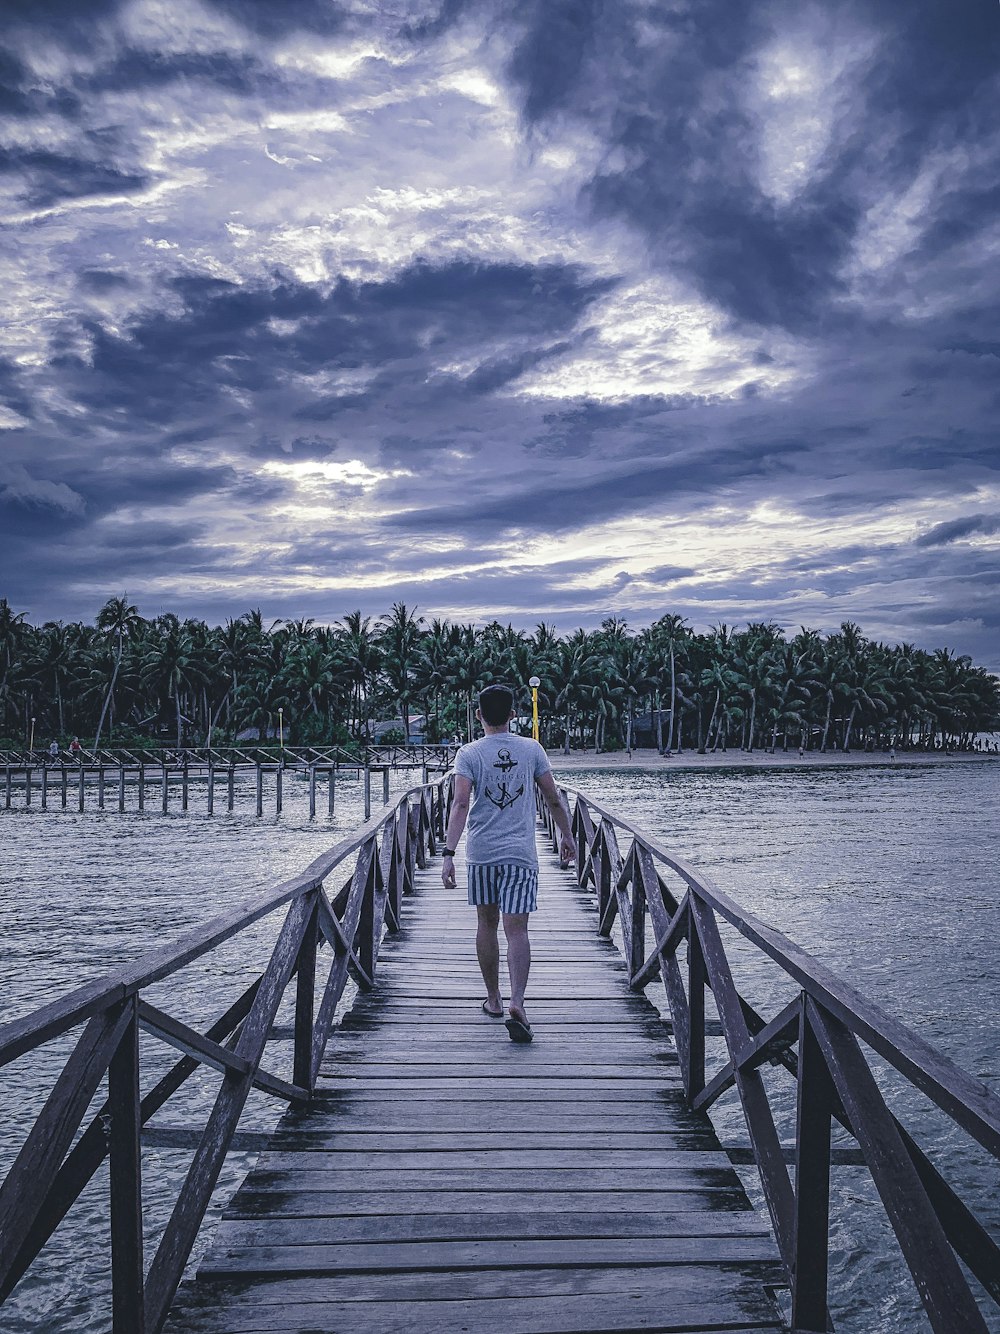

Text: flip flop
xmin=505 ymin=1014 xmax=533 ymax=1043
xmin=482 ymin=1000 xmax=504 ymax=1019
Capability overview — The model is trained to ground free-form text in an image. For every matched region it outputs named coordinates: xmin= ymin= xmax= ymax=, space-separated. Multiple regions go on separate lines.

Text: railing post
xmin=79 ymin=763 xmax=86 ymax=811
xmin=108 ymin=996 xmax=145 ymax=1334
xmin=137 ymin=763 xmax=144 ymax=812
xmin=382 ymin=767 xmax=389 ymax=805
xmin=40 ymin=765 xmax=48 ymax=810
xmin=255 ymin=764 xmax=263 ymax=818
xmin=413 ymin=801 xmax=427 ymax=870
xmin=119 ymin=764 xmax=126 ymax=813
xmin=364 ymin=766 xmax=371 ymax=820
xmin=25 ymin=766 xmax=32 ymax=807
xmin=791 ymin=995 xmax=834 ymax=1332
xmin=424 ymin=789 xmax=437 ymax=857
xmin=227 ymin=763 xmax=235 ymax=812
xmin=308 ymin=764 xmax=316 ymax=819
xmin=393 ymin=805 xmax=406 ymax=909
xmin=293 ymin=896 xmax=319 ymax=1095
xmin=597 ymin=828 xmax=613 ymax=935
xmin=328 ymin=766 xmax=335 ymax=816
xmin=407 ymin=803 xmax=420 ymax=884
xmin=356 ymin=843 xmax=378 ymax=981
xmin=61 ymin=764 xmax=67 ymax=808
xmin=686 ymin=900 xmax=706 ymax=1102
xmin=629 ymin=858 xmax=647 ymax=981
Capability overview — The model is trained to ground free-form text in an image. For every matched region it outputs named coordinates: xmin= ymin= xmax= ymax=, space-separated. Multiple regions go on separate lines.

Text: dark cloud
xmin=0 ymin=355 xmax=34 ymax=421
xmin=199 ymin=0 xmax=348 ymax=38
xmin=507 ymin=0 xmax=601 ymax=123
xmin=0 ymin=0 xmax=123 ymax=24
xmin=915 ymin=514 xmax=1000 ymax=548
xmin=79 ymin=48 xmax=278 ymax=97
xmin=58 ymin=259 xmax=610 ymax=426
xmin=386 ymin=436 xmax=808 ymax=535
xmin=77 ymin=269 xmax=131 ymax=294
xmin=0 ymin=145 xmax=147 ymax=209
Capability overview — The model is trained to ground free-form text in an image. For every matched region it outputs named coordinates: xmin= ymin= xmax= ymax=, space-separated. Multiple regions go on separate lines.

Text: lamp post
xmin=29 ymin=716 xmax=36 ymax=753
xmin=278 ymin=707 xmax=284 ymax=751
xmin=528 ymin=677 xmax=540 ymax=743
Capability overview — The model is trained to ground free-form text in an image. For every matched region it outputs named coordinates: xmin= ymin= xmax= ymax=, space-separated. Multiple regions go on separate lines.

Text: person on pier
xmin=441 ymin=683 xmax=576 ymax=1043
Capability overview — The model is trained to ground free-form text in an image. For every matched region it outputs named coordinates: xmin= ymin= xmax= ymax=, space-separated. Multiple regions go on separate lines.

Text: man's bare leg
xmin=503 ymin=912 xmax=531 ymax=1025
xmin=476 ymin=903 xmax=502 ymax=1015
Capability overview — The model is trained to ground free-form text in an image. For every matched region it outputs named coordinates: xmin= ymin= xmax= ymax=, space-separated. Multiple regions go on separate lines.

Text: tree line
xmin=0 ymin=596 xmax=997 ymax=754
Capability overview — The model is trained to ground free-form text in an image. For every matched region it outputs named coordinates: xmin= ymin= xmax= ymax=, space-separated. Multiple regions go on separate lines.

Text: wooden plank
xmin=201 ymin=1234 xmax=781 ymax=1275
xmin=262 ymin=1131 xmax=713 ymax=1151
xmin=236 ymin=1166 xmax=742 ymax=1193
xmin=225 ymin=1188 xmax=755 ymax=1218
xmin=165 ymin=1274 xmax=783 ymax=1333
xmin=213 ymin=1210 xmax=775 ymax=1247
xmin=254 ymin=1148 xmax=735 ymax=1172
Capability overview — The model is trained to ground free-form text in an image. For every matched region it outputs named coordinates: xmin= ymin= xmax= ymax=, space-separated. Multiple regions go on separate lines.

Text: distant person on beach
xmin=70 ymin=737 xmax=81 ymax=757
xmin=441 ymin=683 xmax=576 ymax=1044
xmin=48 ymin=741 xmax=59 ymax=762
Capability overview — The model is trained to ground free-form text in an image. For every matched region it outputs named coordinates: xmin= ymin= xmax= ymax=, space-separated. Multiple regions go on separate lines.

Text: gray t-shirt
xmin=455 ymin=733 xmax=552 ymax=869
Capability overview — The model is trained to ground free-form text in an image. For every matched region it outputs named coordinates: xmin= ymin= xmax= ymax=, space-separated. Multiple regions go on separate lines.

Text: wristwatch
xmin=442 ymin=847 xmax=457 ymax=857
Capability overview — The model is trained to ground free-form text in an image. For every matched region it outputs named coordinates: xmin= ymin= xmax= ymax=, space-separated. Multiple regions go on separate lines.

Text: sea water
xmin=1 ymin=760 xmax=998 ymax=1332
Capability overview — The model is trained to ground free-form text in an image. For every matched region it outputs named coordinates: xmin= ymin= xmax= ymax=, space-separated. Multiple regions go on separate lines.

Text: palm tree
xmin=140 ymin=618 xmax=206 ymax=747
xmin=378 ymin=602 xmax=425 ymax=742
xmin=734 ymin=621 xmax=783 ymax=751
xmin=93 ymin=596 xmax=142 ymax=748
xmin=338 ymin=611 xmax=382 ymax=740
xmin=554 ymin=631 xmax=604 ymax=753
xmin=605 ymin=628 xmax=655 ymax=756
xmin=649 ymin=614 xmax=689 ymax=752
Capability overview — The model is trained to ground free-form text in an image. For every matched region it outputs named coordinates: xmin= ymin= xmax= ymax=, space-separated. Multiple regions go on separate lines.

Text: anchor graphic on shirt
xmin=493 ymin=747 xmax=517 ymax=773
xmin=485 ymin=777 xmax=525 ymax=810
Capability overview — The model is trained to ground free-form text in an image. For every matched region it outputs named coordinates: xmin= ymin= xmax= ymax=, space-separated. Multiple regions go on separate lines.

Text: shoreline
xmin=546 ymin=748 xmax=998 ymax=773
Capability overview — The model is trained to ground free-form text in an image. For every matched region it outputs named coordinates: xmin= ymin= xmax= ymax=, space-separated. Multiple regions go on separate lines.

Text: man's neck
xmin=482 ymin=723 xmax=511 ymax=736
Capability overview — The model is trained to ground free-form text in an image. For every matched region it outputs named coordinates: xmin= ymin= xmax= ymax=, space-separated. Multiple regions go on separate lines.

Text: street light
xmin=29 ymin=716 xmax=35 ymax=753
xmin=278 ymin=707 xmax=284 ymax=750
xmin=528 ymin=677 xmax=541 ymax=743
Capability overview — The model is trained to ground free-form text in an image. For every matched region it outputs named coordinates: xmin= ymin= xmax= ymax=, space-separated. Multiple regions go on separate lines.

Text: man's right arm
xmin=536 ymin=770 xmax=576 ymax=865
xmin=441 ymin=774 xmax=472 ymax=889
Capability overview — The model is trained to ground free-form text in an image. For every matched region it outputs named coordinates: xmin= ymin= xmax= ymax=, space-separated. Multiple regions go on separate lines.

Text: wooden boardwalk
xmin=165 ymin=830 xmax=783 ymax=1334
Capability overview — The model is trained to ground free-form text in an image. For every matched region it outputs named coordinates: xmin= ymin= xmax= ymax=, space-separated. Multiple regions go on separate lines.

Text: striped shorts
xmin=467 ymin=863 xmax=538 ymax=914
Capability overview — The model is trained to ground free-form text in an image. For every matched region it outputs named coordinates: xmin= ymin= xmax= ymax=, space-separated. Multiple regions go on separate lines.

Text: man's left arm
xmin=441 ymin=774 xmax=472 ymax=889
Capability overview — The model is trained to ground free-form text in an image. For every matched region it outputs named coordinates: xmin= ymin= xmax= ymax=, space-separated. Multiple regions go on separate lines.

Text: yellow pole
xmin=529 ymin=676 xmax=540 ymax=742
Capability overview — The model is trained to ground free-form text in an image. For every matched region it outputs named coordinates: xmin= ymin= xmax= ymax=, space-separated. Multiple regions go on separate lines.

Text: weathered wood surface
xmin=165 ymin=832 xmax=782 ymax=1334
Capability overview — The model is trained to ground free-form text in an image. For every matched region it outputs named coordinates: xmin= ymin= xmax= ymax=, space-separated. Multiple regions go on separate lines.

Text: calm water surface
xmin=1 ymin=760 xmax=998 ymax=1332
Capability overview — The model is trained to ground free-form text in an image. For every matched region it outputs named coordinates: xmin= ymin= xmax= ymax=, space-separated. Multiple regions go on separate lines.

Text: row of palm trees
xmin=1 ymin=596 xmax=997 ymax=754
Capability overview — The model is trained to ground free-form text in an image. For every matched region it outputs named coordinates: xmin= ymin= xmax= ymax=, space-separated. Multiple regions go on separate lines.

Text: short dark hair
xmin=478 ymin=683 xmax=515 ymax=726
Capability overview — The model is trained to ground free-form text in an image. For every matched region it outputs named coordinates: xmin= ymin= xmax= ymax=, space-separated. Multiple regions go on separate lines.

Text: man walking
xmin=441 ymin=684 xmax=576 ymax=1043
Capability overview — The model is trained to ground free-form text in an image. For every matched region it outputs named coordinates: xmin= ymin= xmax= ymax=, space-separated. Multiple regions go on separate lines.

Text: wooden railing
xmin=0 ymin=775 xmax=450 ymax=1334
xmin=539 ymin=784 xmax=1000 ymax=1334
xmin=0 ymin=743 xmax=458 ymax=769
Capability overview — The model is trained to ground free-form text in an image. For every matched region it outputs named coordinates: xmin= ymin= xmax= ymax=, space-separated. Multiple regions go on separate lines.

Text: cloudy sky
xmin=2 ymin=0 xmax=999 ymax=665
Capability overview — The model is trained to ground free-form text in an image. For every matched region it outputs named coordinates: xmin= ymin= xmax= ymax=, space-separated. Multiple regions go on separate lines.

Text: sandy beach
xmin=547 ymin=747 xmax=999 ymax=772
